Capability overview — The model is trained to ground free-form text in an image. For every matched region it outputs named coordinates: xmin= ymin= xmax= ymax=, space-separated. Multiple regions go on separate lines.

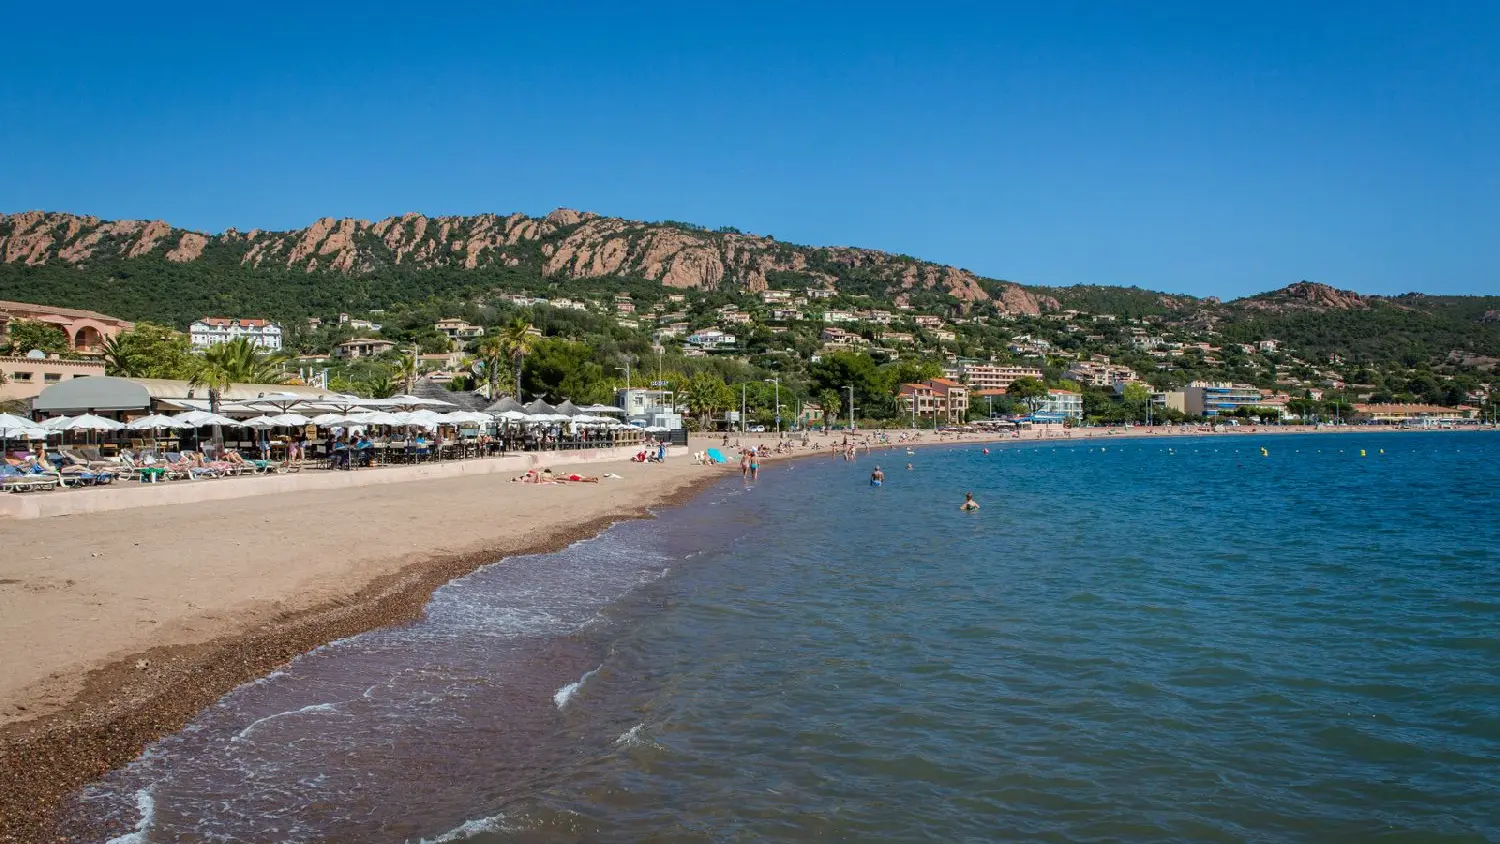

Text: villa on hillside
xmin=333 ymin=338 xmax=395 ymax=359
xmin=0 ymin=299 xmax=134 ymax=355
xmin=434 ymin=318 xmax=483 ymax=341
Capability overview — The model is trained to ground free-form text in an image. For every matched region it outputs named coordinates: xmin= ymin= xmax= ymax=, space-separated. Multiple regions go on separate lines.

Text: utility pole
xmin=741 ymin=383 xmax=746 ymax=434
xmin=846 ymin=385 xmax=855 ymax=430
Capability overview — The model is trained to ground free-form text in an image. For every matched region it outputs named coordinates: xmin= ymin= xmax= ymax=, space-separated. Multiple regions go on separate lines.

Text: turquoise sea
xmin=79 ymin=432 xmax=1500 ymax=843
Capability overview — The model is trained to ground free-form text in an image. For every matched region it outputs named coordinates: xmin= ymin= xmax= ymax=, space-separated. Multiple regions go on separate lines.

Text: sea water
xmin=74 ymin=432 xmax=1500 ymax=842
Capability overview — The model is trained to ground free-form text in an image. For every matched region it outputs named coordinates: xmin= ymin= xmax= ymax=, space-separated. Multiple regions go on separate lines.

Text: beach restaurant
xmin=17 ymin=376 xmax=645 ymax=469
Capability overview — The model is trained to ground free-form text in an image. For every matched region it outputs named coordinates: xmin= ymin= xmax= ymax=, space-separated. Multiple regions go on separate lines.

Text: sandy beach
xmin=0 ymin=424 xmax=1483 ymax=840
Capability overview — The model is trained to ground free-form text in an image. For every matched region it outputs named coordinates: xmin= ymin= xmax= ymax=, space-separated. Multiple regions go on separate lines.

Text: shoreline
xmin=1 ymin=425 xmax=1489 ymax=841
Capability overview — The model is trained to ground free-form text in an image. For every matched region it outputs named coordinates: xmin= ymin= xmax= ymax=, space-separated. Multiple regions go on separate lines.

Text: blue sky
xmin=2 ymin=2 xmax=1496 ymax=299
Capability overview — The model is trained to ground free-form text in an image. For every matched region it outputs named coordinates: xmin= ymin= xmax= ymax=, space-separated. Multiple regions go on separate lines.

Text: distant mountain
xmin=0 ymin=209 xmax=1049 ymax=315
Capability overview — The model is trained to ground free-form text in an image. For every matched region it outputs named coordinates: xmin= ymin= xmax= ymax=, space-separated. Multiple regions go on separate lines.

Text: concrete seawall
xmin=0 ymin=445 xmax=674 ymax=520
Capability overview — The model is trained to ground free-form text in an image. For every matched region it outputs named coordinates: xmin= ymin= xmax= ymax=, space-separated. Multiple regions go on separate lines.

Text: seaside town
xmin=3 ymin=285 xmax=1495 ymax=462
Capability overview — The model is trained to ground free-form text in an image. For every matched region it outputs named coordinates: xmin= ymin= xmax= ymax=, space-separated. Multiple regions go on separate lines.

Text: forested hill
xmin=1 ymin=210 xmax=1498 ymax=369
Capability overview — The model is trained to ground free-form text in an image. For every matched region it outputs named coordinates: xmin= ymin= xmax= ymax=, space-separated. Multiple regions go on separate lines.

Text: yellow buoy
xmin=1360 ymin=449 xmax=1366 ymax=457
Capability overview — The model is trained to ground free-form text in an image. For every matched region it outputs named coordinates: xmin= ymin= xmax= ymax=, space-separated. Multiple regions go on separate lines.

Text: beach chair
xmin=0 ymin=463 xmax=59 ymax=492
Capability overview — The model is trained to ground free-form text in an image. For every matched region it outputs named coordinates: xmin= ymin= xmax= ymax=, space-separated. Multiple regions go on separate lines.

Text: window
xmin=12 ymin=371 xmax=32 ymax=381
xmin=44 ymin=373 xmax=61 ymax=382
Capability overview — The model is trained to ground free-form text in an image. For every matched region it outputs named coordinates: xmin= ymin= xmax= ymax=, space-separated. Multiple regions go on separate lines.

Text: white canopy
xmin=495 ymin=410 xmax=531 ymax=422
xmin=0 ymin=413 xmax=55 ymax=439
xmin=348 ymin=411 xmax=404 ymax=426
xmin=310 ymin=413 xmax=353 ymax=426
xmin=170 ymin=410 xmax=241 ymax=428
xmin=125 ymin=414 xmax=186 ymax=430
xmin=582 ymin=404 xmax=626 ymax=415
xmin=43 ymin=413 xmax=124 ymax=431
xmin=237 ymin=415 xmax=282 ymax=429
xmin=268 ymin=412 xmax=313 ymax=426
xmin=385 ymin=394 xmax=455 ymax=408
xmin=442 ymin=411 xmax=492 ymax=424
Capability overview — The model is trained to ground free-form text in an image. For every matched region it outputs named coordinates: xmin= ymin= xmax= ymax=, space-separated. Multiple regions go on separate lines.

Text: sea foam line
xmin=414 ymin=813 xmax=513 ymax=842
xmin=231 ymin=702 xmax=344 ymax=742
xmin=103 ymin=787 xmax=155 ymax=844
xmin=554 ymin=666 xmax=601 ymax=710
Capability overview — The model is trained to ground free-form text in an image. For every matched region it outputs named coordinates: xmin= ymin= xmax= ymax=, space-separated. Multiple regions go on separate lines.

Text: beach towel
xmin=705 ymin=448 xmax=727 ymax=464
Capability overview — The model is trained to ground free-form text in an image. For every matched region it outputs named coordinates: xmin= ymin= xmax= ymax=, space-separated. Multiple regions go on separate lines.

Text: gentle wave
xmin=102 ymin=787 xmax=154 ymax=844
xmin=554 ymin=666 xmax=601 ymax=710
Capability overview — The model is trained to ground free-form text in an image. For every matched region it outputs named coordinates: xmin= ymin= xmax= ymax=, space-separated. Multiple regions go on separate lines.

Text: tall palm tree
xmin=100 ymin=334 xmax=142 ymax=377
xmin=188 ymin=338 xmax=288 ymax=450
xmin=394 ymin=347 xmax=419 ymax=395
xmin=499 ymin=318 xmax=538 ymax=399
xmin=474 ymin=334 xmax=507 ymax=399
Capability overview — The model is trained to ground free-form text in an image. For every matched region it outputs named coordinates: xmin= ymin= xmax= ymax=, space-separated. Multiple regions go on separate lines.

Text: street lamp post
xmin=846 ymin=385 xmax=855 ymax=430
xmin=764 ymin=377 xmax=780 ymax=435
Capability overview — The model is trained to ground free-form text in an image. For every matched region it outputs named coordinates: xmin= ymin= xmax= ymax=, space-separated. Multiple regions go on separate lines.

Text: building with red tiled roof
xmin=0 ymin=298 xmax=133 ymax=355
xmin=190 ymin=316 xmax=283 ymax=350
xmin=898 ymin=378 xmax=969 ymax=423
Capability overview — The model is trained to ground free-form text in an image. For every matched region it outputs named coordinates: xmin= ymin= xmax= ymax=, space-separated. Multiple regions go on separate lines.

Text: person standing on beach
xmin=740 ymin=451 xmax=750 ymax=478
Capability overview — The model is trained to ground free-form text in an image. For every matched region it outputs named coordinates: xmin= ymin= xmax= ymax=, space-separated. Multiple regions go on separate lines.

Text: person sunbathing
xmin=560 ymin=473 xmax=600 ymax=483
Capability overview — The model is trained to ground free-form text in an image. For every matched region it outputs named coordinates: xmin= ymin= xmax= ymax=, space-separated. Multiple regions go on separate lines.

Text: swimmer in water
xmin=905 ymin=462 xmax=913 ymax=471
xmin=960 ymin=492 xmax=979 ymax=511
xmin=870 ymin=466 xmax=884 ymax=486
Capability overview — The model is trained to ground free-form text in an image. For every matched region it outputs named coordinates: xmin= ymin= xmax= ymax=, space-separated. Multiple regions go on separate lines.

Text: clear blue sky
xmin=3 ymin=2 xmax=1497 ymax=299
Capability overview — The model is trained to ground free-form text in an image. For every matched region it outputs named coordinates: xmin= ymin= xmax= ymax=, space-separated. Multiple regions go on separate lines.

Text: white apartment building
xmin=190 ymin=317 xmax=283 ymax=351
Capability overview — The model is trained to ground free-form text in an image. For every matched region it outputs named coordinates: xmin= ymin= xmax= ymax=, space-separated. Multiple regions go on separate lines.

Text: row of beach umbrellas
xmin=4 ymin=395 xmax=638 ymax=445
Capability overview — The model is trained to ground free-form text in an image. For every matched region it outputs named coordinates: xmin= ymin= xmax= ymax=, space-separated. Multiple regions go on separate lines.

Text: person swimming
xmin=905 ymin=462 xmax=913 ymax=471
xmin=960 ymin=492 xmax=979 ymax=511
xmin=870 ymin=466 xmax=884 ymax=486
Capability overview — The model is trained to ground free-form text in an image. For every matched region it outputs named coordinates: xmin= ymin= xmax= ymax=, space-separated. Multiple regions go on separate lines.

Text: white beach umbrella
xmin=238 ymin=415 xmax=281 ymax=429
xmin=386 ymin=394 xmax=455 ymax=409
xmin=180 ymin=411 xmax=242 ymax=428
xmin=310 ymin=412 xmax=353 ymax=426
xmin=268 ymin=412 xmax=313 ymax=427
xmin=0 ymin=413 xmax=44 ymax=439
xmin=349 ymin=411 xmax=404 ymax=427
xmin=125 ymin=414 xmax=186 ymax=430
xmin=45 ymin=413 xmax=123 ymax=432
xmin=495 ymin=410 xmax=532 ymax=422
xmin=582 ymin=404 xmax=626 ymax=415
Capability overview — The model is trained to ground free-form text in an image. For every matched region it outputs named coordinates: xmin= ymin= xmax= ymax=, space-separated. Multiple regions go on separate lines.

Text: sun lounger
xmin=0 ymin=463 xmax=59 ymax=492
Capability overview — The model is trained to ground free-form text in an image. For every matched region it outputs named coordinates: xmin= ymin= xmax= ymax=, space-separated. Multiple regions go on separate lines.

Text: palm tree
xmin=500 ymin=318 xmax=538 ymax=398
xmin=394 ymin=347 xmax=419 ymax=395
xmin=682 ymin=373 xmax=732 ymax=429
xmin=188 ymin=338 xmax=288 ymax=451
xmin=100 ymin=334 xmax=142 ymax=377
xmin=474 ymin=334 xmax=507 ymax=398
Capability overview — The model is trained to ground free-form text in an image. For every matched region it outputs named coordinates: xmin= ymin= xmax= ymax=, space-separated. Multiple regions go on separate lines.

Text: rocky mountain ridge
xmin=0 ymin=209 xmax=1047 ymax=314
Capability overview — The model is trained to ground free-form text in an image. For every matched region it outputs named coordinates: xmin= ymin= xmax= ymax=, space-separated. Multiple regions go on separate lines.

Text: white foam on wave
xmin=615 ymin=723 xmax=646 ymax=746
xmin=415 ymin=813 xmax=513 ymax=842
xmin=103 ymin=787 xmax=155 ymax=844
xmin=231 ymin=701 xmax=344 ymax=742
xmin=553 ymin=666 xmax=601 ymax=710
